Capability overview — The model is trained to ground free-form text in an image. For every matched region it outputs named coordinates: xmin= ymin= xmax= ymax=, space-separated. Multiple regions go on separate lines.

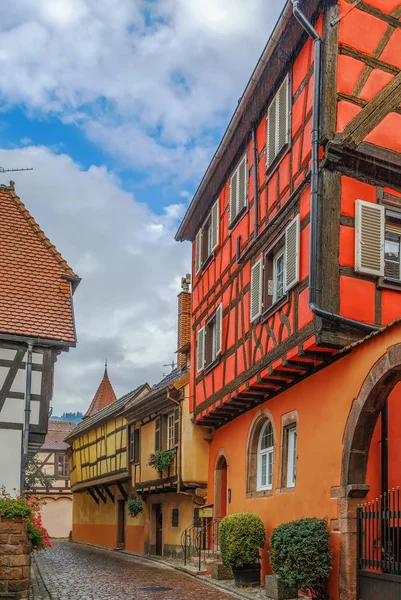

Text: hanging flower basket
xmin=148 ymin=449 xmax=175 ymax=478
xmin=126 ymin=498 xmax=143 ymax=518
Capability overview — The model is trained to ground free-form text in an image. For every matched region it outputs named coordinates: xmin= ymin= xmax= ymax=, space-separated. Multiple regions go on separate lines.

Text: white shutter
xmin=195 ymin=229 xmax=202 ymax=274
xmin=229 ymin=171 xmax=238 ymax=224
xmin=267 ymin=99 xmax=277 ymax=168
xmin=285 ymin=215 xmax=300 ymax=292
xmin=211 ymin=199 xmax=219 ymax=251
xmin=196 ymin=327 xmax=206 ymax=373
xmin=237 ymin=155 xmax=248 ymax=213
xmin=355 ymin=200 xmax=385 ymax=276
xmin=250 ymin=258 xmax=263 ymax=322
xmin=215 ymin=304 xmax=223 ymax=356
xmin=277 ymin=76 xmax=289 ymax=152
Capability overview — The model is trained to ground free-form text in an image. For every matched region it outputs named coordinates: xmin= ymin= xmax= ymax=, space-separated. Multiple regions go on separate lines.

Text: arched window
xmin=257 ymin=420 xmax=274 ymax=491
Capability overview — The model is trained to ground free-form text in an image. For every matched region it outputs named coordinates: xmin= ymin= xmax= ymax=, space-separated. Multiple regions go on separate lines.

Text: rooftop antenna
xmin=163 ymin=360 xmax=176 ymax=376
xmin=0 ymin=165 xmax=33 ymax=174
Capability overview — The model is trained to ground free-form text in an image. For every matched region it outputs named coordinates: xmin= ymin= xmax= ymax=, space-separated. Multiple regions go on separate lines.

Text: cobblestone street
xmin=30 ymin=541 xmax=237 ymax=600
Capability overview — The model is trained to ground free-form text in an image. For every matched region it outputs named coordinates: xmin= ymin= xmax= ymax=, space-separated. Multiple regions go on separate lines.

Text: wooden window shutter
xmin=134 ymin=429 xmax=140 ymax=463
xmin=155 ymin=416 xmax=162 ymax=452
xmin=196 ymin=326 xmax=206 ymax=373
xmin=229 ymin=170 xmax=238 ymax=224
xmin=173 ymin=407 xmax=179 ymax=446
xmin=211 ymin=199 xmax=219 ymax=251
xmin=237 ymin=155 xmax=248 ymax=213
xmin=267 ymin=97 xmax=277 ymax=168
xmin=355 ymin=200 xmax=385 ymax=276
xmin=285 ymin=215 xmax=300 ymax=292
xmin=250 ymin=258 xmax=263 ymax=322
xmin=277 ymin=76 xmax=289 ymax=152
xmin=195 ymin=229 xmax=202 ymax=274
xmin=129 ymin=428 xmax=135 ymax=461
xmin=215 ymin=304 xmax=223 ymax=356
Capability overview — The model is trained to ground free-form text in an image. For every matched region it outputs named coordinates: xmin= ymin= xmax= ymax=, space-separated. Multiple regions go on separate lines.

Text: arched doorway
xmin=340 ymin=343 xmax=401 ymax=600
xmin=214 ymin=452 xmax=228 ymax=521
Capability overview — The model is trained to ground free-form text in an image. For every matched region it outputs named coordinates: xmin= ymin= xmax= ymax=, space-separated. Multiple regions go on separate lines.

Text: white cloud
xmin=0 ymin=0 xmax=286 ymax=181
xmin=0 ymin=145 xmax=189 ymax=413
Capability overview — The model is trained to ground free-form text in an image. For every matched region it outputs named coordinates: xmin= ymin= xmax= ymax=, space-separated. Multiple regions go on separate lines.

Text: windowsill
xmin=378 ymin=276 xmax=401 ymax=291
xmin=204 ymin=355 xmax=221 ymax=375
xmin=266 ymin=144 xmax=290 ymax=182
xmin=261 ymin=294 xmax=289 ymax=322
xmin=278 ymin=486 xmax=296 ymax=494
xmin=228 ymin=204 xmax=248 ymax=232
xmin=246 ymin=489 xmax=273 ymax=499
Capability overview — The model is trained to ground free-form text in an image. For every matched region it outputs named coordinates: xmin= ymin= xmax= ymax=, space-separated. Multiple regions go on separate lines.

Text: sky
xmin=0 ymin=0 xmax=286 ymax=415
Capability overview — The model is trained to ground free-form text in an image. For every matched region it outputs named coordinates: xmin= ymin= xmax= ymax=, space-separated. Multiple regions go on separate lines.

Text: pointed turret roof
xmin=84 ymin=362 xmax=117 ymax=417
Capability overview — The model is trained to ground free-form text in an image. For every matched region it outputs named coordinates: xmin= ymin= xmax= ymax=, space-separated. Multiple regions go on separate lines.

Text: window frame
xmin=171 ymin=507 xmax=179 ymax=529
xmin=204 ymin=304 xmax=223 ymax=369
xmin=272 ymin=247 xmax=285 ymax=305
xmin=257 ymin=420 xmax=274 ymax=492
xmin=56 ymin=453 xmax=69 ymax=478
xmin=129 ymin=427 xmax=140 ymax=464
xmin=286 ymin=425 xmax=297 ymax=488
xmin=266 ymin=74 xmax=290 ymax=171
xmin=229 ymin=154 xmax=248 ymax=227
xmin=195 ymin=198 xmax=220 ymax=274
xmin=167 ymin=412 xmax=175 ymax=450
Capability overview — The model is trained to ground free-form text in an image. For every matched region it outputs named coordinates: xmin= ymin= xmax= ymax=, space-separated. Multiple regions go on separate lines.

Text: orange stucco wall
xmin=207 ymin=323 xmax=401 ymax=599
xmin=72 ymin=524 xmax=117 ymax=548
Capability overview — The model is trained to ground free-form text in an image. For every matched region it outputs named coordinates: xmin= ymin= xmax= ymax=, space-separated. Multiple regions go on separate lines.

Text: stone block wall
xmin=0 ymin=518 xmax=31 ymax=599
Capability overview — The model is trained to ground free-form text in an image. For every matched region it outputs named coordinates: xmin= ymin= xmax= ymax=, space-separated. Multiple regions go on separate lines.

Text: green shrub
xmin=127 ymin=498 xmax=143 ymax=518
xmin=220 ymin=512 xmax=266 ymax=568
xmin=270 ymin=518 xmax=331 ymax=599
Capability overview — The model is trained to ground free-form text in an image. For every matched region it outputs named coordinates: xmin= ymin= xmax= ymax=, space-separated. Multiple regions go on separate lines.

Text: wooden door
xmin=117 ymin=499 xmax=125 ymax=548
xmin=155 ymin=504 xmax=163 ymax=556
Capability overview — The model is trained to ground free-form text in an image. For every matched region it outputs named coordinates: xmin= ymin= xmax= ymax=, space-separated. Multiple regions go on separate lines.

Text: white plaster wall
xmin=0 ymin=429 xmax=21 ymax=492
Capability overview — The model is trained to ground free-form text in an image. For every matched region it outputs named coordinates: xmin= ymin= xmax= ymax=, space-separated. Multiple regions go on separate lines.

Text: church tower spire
xmin=84 ymin=361 xmax=117 ymax=417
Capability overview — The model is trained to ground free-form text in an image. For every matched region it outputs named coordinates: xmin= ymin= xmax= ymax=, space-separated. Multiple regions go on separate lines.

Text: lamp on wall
xmin=228 ymin=488 xmax=232 ymax=503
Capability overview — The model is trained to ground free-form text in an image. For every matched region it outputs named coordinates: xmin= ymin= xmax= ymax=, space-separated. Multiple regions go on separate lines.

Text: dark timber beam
xmin=117 ymin=482 xmax=128 ymax=500
xmin=94 ymin=486 xmax=107 ymax=504
xmin=103 ymin=486 xmax=115 ymax=503
xmin=87 ymin=488 xmax=99 ymax=505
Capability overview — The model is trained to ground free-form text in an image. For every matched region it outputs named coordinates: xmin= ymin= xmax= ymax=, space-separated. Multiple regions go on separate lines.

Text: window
xmin=197 ymin=304 xmax=223 ymax=372
xmin=267 ymin=75 xmax=289 ymax=169
xmin=257 ymin=420 xmax=274 ymax=491
xmin=384 ymin=210 xmax=401 ymax=280
xmin=195 ymin=199 xmax=220 ymax=273
xmin=56 ymin=454 xmax=69 ymax=478
xmin=250 ymin=216 xmax=300 ymax=322
xmin=171 ymin=507 xmax=179 ymax=528
xmin=193 ymin=507 xmax=201 ymax=528
xmin=155 ymin=416 xmax=162 ymax=452
xmin=167 ymin=413 xmax=175 ymax=449
xmin=130 ymin=427 xmax=140 ymax=463
xmin=229 ymin=154 xmax=248 ymax=225
xmin=286 ymin=426 xmax=297 ymax=488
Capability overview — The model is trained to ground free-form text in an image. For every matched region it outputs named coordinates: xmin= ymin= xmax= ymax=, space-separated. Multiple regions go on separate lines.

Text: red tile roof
xmin=84 ymin=365 xmax=117 ymax=417
xmin=0 ymin=183 xmax=78 ymax=344
xmin=41 ymin=421 xmax=77 ymax=451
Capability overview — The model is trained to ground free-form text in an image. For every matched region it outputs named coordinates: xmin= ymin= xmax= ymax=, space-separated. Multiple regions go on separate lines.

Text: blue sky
xmin=0 ymin=0 xmax=285 ymax=413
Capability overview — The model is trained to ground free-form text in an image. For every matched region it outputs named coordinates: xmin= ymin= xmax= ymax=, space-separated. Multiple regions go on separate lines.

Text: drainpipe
xmin=20 ymin=341 xmax=33 ymax=493
xmin=381 ymin=399 xmax=389 ymax=498
xmin=167 ymin=388 xmax=182 ymax=494
xmin=251 ymin=127 xmax=259 ymax=239
xmin=292 ymin=0 xmax=378 ymax=334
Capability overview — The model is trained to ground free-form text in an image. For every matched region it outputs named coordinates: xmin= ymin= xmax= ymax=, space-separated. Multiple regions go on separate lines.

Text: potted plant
xmin=127 ymin=497 xmax=143 ymax=518
xmin=269 ymin=518 xmax=332 ymax=600
xmin=220 ymin=512 xmax=266 ymax=587
xmin=148 ymin=449 xmax=175 ymax=478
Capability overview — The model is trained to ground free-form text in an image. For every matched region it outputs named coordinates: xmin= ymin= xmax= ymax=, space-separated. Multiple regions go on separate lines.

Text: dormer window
xmin=195 ymin=199 xmax=220 ymax=273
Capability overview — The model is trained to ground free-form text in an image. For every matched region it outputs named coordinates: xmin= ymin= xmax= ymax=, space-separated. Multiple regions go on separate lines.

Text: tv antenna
xmin=163 ymin=360 xmax=176 ymax=376
xmin=0 ymin=166 xmax=33 ymax=174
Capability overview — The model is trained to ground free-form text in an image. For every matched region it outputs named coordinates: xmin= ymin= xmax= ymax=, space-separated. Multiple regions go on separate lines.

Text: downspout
xmin=20 ymin=341 xmax=33 ymax=493
xmin=167 ymin=389 xmax=182 ymax=494
xmin=292 ymin=0 xmax=378 ymax=334
xmin=251 ymin=127 xmax=259 ymax=239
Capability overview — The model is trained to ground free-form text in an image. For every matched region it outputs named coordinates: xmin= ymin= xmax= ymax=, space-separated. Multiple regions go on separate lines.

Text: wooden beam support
xmin=342 ymin=71 xmax=401 ymax=148
xmin=94 ymin=486 xmax=107 ymax=504
xmin=117 ymin=481 xmax=128 ymax=500
xmin=103 ymin=486 xmax=115 ymax=503
xmin=87 ymin=488 xmax=99 ymax=505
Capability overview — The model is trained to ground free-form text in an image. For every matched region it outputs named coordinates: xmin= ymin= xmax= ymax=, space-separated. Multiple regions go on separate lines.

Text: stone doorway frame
xmin=337 ymin=343 xmax=401 ymax=600
xmin=214 ymin=450 xmax=228 ymax=521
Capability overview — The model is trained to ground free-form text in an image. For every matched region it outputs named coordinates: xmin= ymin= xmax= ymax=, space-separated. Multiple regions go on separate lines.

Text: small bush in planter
xmin=220 ymin=513 xmax=266 ymax=586
xmin=270 ymin=517 xmax=331 ymax=600
xmin=127 ymin=498 xmax=143 ymax=518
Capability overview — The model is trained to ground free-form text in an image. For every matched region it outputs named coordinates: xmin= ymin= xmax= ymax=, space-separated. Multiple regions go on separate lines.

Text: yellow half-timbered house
xmin=65 ymin=368 xmax=149 ymax=550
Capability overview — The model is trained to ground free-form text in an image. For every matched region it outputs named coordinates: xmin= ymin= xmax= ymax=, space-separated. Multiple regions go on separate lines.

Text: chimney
xmin=177 ymin=274 xmax=191 ymax=369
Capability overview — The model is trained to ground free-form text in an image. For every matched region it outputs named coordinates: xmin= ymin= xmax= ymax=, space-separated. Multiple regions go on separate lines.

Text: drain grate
xmin=140 ymin=586 xmax=173 ymax=593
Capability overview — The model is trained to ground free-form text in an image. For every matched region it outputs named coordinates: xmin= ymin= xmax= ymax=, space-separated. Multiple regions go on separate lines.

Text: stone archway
xmin=214 ymin=450 xmax=229 ymax=520
xmin=339 ymin=343 xmax=401 ymax=600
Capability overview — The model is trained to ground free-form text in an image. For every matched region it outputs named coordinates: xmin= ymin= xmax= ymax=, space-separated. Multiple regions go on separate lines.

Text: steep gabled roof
xmin=41 ymin=421 xmax=77 ymax=451
xmin=65 ymin=383 xmax=150 ymax=442
xmin=0 ymin=183 xmax=79 ymax=344
xmin=84 ymin=364 xmax=117 ymax=417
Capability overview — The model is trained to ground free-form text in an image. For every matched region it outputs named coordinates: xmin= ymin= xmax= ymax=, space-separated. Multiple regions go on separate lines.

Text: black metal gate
xmin=357 ymin=488 xmax=401 ymax=599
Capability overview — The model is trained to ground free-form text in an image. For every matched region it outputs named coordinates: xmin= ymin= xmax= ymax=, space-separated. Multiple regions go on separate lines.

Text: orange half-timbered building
xmin=176 ymin=1 xmax=401 ymax=599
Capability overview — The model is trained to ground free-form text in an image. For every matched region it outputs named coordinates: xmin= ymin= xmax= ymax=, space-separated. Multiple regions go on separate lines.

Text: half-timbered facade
xmin=176 ymin=1 xmax=401 ymax=599
xmin=32 ymin=420 xmax=76 ymax=538
xmin=0 ymin=182 xmax=79 ymax=493
xmin=66 ymin=368 xmax=149 ymax=550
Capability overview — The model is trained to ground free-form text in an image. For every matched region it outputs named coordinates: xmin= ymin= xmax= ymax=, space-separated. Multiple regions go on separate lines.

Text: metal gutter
xmin=251 ymin=127 xmax=259 ymax=239
xmin=20 ymin=340 xmax=33 ymax=493
xmin=292 ymin=0 xmax=378 ymax=334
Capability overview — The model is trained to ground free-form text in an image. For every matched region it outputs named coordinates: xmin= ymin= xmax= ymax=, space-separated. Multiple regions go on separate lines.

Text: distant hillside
xmin=50 ymin=412 xmax=83 ymax=423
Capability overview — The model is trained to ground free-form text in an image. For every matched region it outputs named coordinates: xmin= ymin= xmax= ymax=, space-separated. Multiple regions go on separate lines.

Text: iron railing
xmin=357 ymin=488 xmax=401 ymax=575
xmin=181 ymin=518 xmax=221 ymax=571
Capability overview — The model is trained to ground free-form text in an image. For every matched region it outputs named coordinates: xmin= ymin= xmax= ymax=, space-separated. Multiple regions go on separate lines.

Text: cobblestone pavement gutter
xmin=29 ymin=540 xmax=248 ymax=600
